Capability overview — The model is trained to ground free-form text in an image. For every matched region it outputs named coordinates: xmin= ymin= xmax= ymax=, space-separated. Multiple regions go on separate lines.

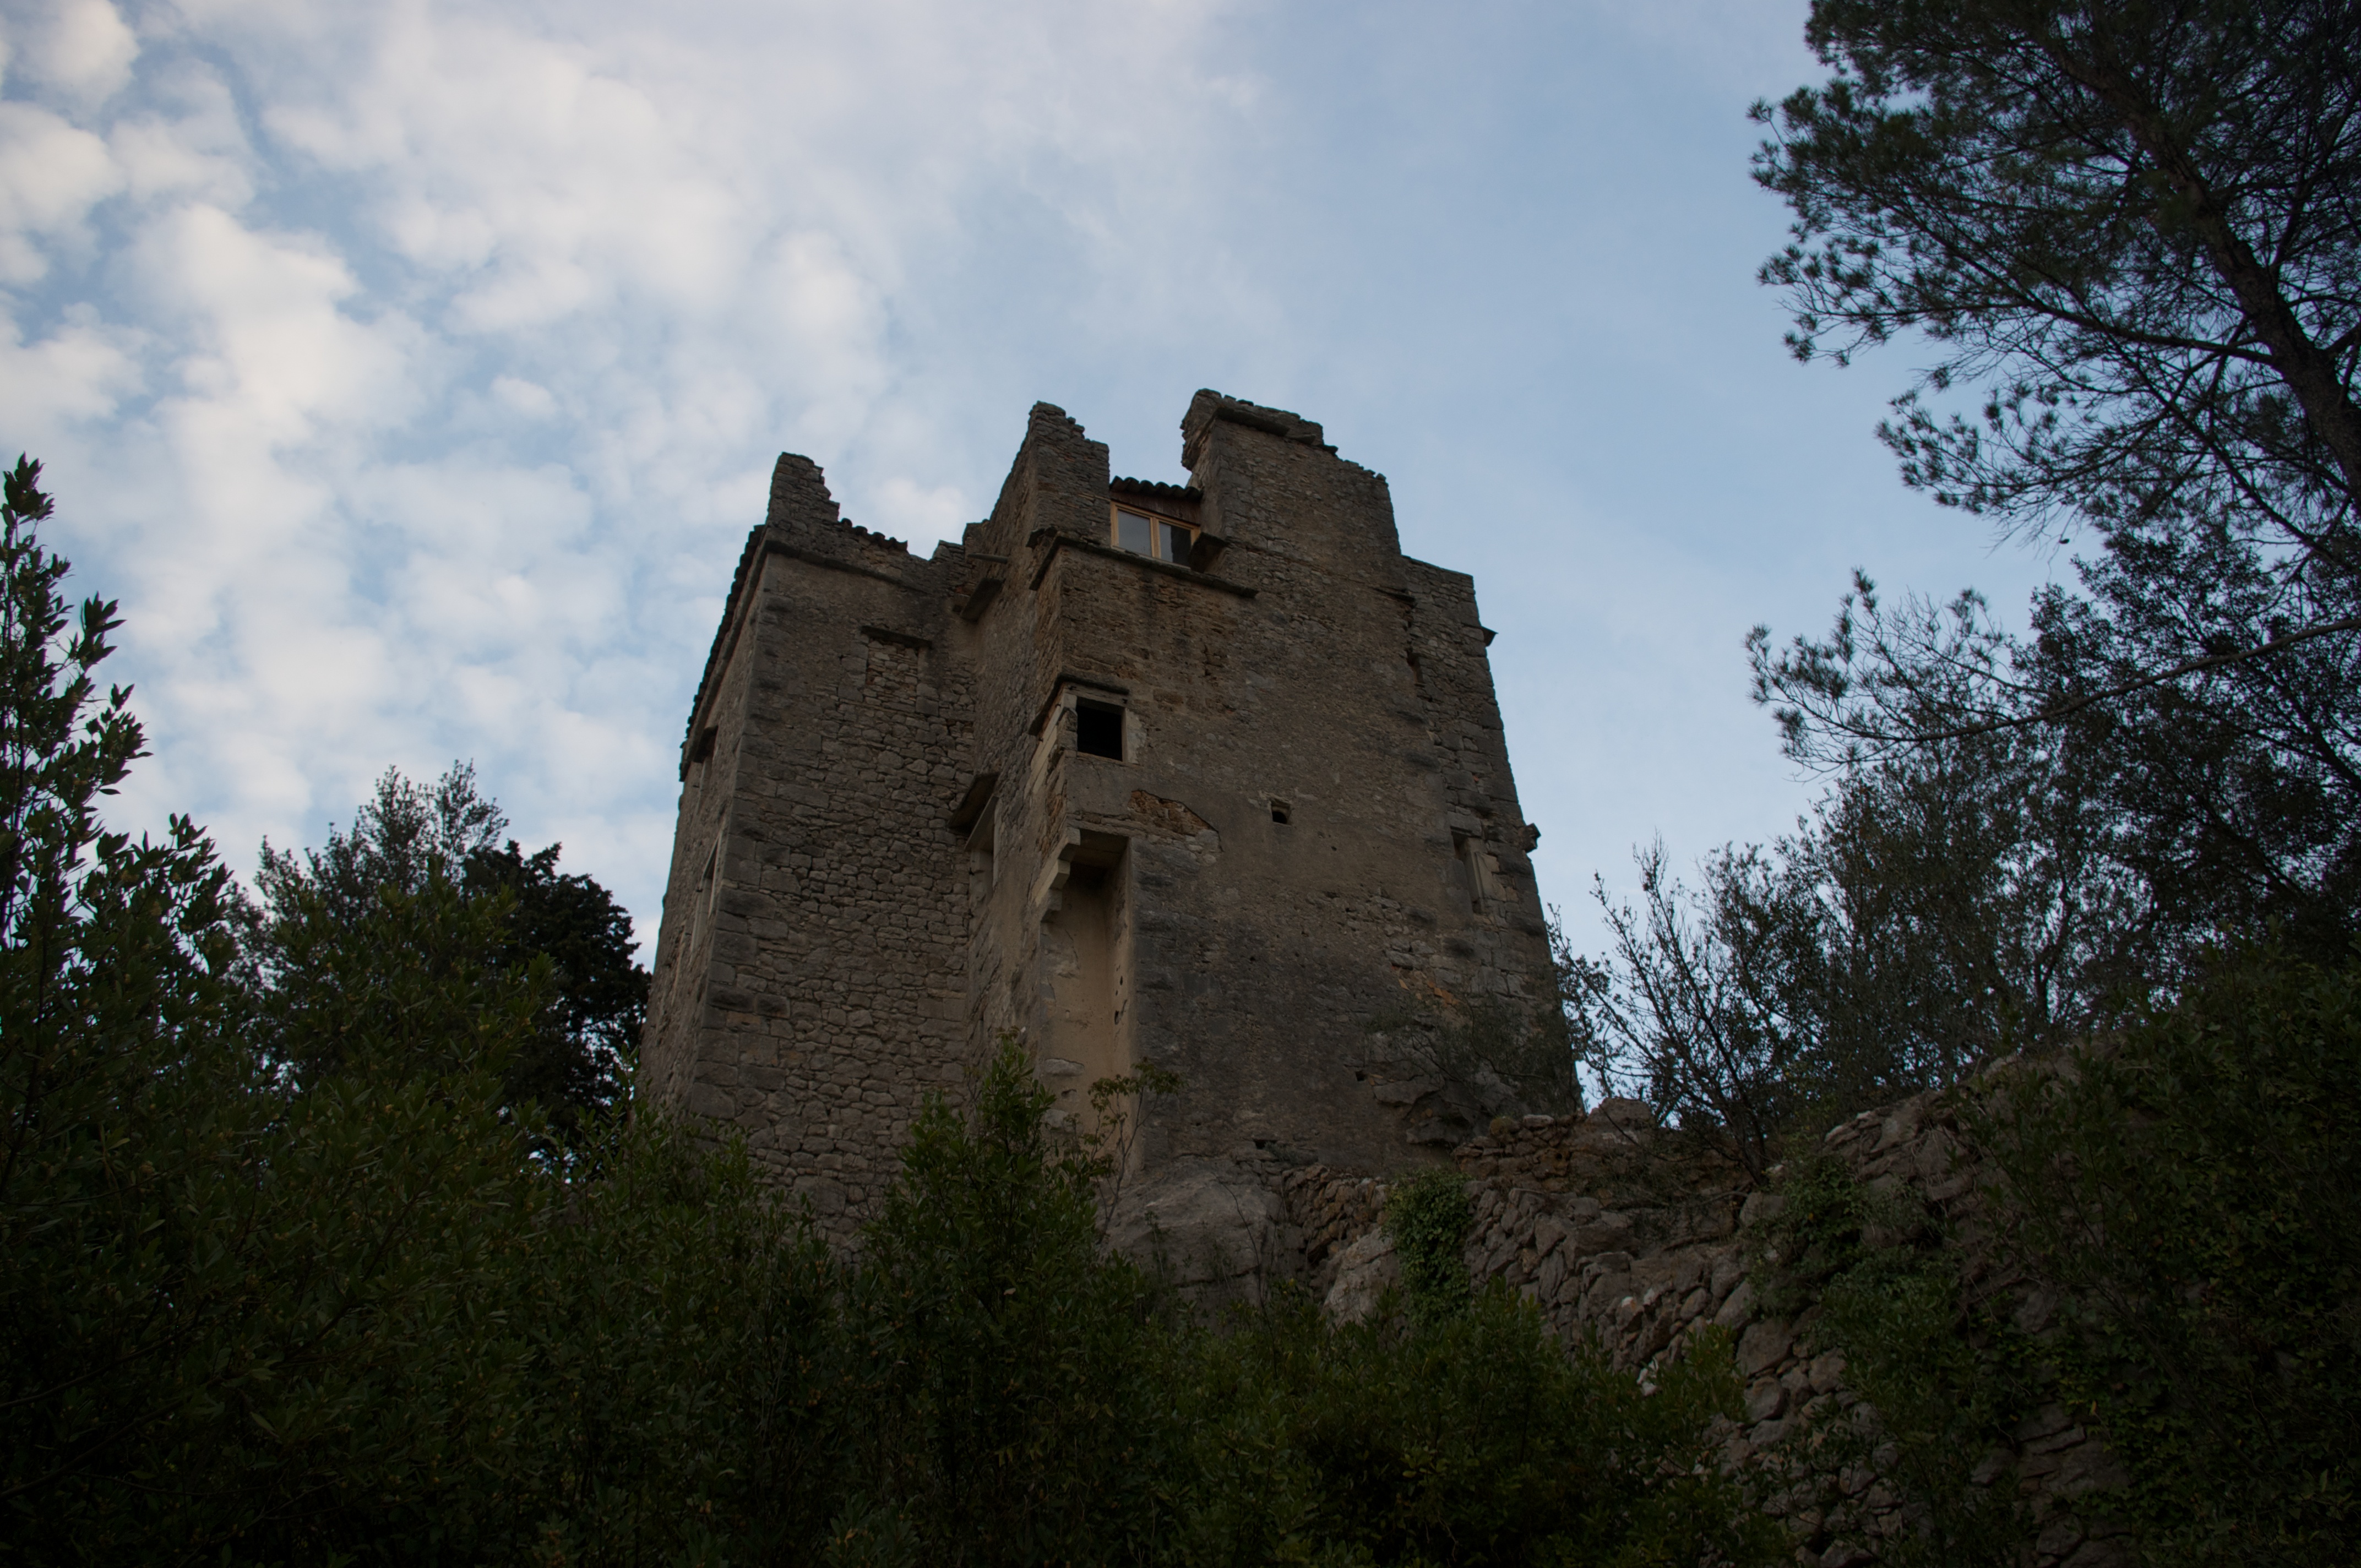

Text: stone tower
xmin=639 ymin=391 xmax=1556 ymax=1250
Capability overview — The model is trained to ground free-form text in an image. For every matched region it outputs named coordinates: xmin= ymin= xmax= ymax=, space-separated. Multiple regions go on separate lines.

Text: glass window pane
xmin=1158 ymin=520 xmax=1189 ymax=562
xmin=1115 ymin=509 xmax=1151 ymax=554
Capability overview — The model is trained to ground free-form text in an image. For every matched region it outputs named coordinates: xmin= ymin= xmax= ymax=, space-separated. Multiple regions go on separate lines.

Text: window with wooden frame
xmin=1109 ymin=502 xmax=1196 ymax=565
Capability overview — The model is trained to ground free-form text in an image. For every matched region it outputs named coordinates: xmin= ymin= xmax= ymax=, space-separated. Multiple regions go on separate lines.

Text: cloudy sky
xmin=1 ymin=0 xmax=2065 ymax=957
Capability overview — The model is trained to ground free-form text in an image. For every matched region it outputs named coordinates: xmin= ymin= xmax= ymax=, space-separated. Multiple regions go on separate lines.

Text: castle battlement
xmin=640 ymin=391 xmax=1554 ymax=1242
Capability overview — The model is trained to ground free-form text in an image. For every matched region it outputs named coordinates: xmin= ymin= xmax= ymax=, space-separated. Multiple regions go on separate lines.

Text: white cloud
xmin=870 ymin=476 xmax=972 ymax=541
xmin=134 ymin=203 xmax=416 ymax=442
xmin=0 ymin=100 xmax=122 ymax=280
xmin=0 ymin=0 xmax=1277 ymax=948
xmin=490 ymin=374 xmax=555 ymax=420
xmin=6 ymin=0 xmax=1952 ymax=974
xmin=107 ymin=64 xmax=257 ymax=206
xmin=0 ymin=306 xmax=142 ymax=444
xmin=16 ymin=0 xmax=139 ymax=105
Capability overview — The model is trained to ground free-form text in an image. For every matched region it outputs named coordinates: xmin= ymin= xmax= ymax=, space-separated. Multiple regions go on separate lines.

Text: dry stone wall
xmin=1290 ymin=1095 xmax=2132 ymax=1568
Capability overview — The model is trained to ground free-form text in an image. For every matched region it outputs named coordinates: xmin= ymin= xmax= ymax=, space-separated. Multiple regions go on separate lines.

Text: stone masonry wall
xmin=1294 ymin=1096 xmax=2131 ymax=1568
xmin=640 ymin=455 xmax=981 ymax=1232
xmin=644 ymin=393 xmax=1562 ymax=1246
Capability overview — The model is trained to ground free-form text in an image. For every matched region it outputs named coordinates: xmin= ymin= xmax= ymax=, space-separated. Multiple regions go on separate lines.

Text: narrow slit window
xmin=692 ymin=844 xmax=720 ymax=946
xmin=1075 ymin=699 xmax=1124 ymax=759
xmin=1454 ymin=831 xmax=1509 ymax=916
xmin=1453 ymin=832 xmax=1482 ymax=916
xmin=968 ymin=809 xmax=997 ymax=906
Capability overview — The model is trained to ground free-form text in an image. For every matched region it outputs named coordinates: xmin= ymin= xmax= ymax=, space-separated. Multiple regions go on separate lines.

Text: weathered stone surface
xmin=1272 ymin=1076 xmax=2135 ymax=1568
xmin=1103 ymin=1157 xmax=1293 ymax=1303
xmin=1737 ymin=1316 xmax=1795 ymax=1378
xmin=639 ymin=393 xmax=1554 ymax=1245
xmin=1322 ymin=1228 xmax=1400 ymax=1324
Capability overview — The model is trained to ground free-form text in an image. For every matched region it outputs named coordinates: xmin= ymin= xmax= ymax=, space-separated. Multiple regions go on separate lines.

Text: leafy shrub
xmin=1748 ymin=948 xmax=2361 ymax=1567
xmin=511 ymin=1119 xmax=842 ymax=1566
xmin=1177 ymin=1287 xmax=1776 ymax=1566
xmin=1972 ymin=948 xmax=2361 ymax=1565
xmin=1384 ymin=1167 xmax=1476 ymax=1327
xmin=841 ymin=1036 xmax=1183 ymax=1566
xmin=1 ymin=456 xmax=550 ymax=1562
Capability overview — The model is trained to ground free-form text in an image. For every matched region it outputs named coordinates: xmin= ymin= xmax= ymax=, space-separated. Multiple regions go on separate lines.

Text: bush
xmin=1748 ymin=947 xmax=2361 ymax=1567
xmin=1973 ymin=948 xmax=2361 ymax=1564
xmin=1747 ymin=1156 xmax=2039 ymax=1567
xmin=838 ymin=1036 xmax=1183 ymax=1565
xmin=1177 ymin=1287 xmax=1777 ymax=1567
xmin=0 ymin=456 xmax=562 ymax=1560
xmin=1385 ymin=1167 xmax=1476 ymax=1327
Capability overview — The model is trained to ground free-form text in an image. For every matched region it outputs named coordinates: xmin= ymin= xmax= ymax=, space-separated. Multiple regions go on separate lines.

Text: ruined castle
xmin=638 ymin=391 xmax=1555 ymax=1244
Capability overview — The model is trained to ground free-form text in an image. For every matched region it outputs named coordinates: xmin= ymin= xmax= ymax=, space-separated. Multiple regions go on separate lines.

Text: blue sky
xmin=0 ymin=0 xmax=2068 ymax=957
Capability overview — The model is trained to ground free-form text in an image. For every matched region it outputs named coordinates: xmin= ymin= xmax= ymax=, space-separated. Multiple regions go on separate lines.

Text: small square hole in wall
xmin=1270 ymin=800 xmax=1292 ymax=825
xmin=1075 ymin=699 xmax=1124 ymax=759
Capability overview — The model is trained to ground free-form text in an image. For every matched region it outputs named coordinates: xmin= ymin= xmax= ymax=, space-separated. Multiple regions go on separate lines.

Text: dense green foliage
xmin=1180 ymin=1294 xmax=1773 ymax=1567
xmin=836 ymin=1042 xmax=1179 ymax=1564
xmin=250 ymin=763 xmax=647 ymax=1143
xmin=0 ymin=460 xmax=1774 ymax=1563
xmin=1743 ymin=946 xmax=2361 ymax=1566
xmin=1972 ymin=948 xmax=2361 ymax=1562
xmin=1382 ymin=1167 xmax=1476 ymax=1328
xmin=1 ymin=454 xmax=529 ymax=1557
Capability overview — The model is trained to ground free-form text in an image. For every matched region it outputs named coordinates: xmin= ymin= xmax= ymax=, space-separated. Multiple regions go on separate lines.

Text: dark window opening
xmin=691 ymin=845 xmax=720 ymax=948
xmin=1270 ymin=800 xmax=1292 ymax=825
xmin=1075 ymin=700 xmax=1124 ymax=759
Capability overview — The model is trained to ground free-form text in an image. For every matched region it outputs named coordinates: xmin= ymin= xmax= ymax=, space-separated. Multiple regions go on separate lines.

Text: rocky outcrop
xmin=1103 ymin=1157 xmax=1298 ymax=1302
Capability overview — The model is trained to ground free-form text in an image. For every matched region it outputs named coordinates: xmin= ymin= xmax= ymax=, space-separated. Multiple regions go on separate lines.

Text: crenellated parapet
xmin=640 ymin=392 xmax=1559 ymax=1238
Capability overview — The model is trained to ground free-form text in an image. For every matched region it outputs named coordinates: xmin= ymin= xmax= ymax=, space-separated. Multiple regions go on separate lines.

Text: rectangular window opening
xmin=1075 ymin=699 xmax=1125 ymax=759
xmin=1111 ymin=504 xmax=1196 ymax=564
xmin=1270 ymin=800 xmax=1292 ymax=825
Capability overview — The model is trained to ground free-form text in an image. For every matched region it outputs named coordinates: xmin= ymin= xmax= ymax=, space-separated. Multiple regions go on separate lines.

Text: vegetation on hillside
xmin=5 ymin=2 xmax=2356 ymax=1561
xmin=1578 ymin=0 xmax=2360 ymax=1157
xmin=1 ymin=456 xmax=1772 ymax=1562
xmin=1559 ymin=5 xmax=2361 ymax=1561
